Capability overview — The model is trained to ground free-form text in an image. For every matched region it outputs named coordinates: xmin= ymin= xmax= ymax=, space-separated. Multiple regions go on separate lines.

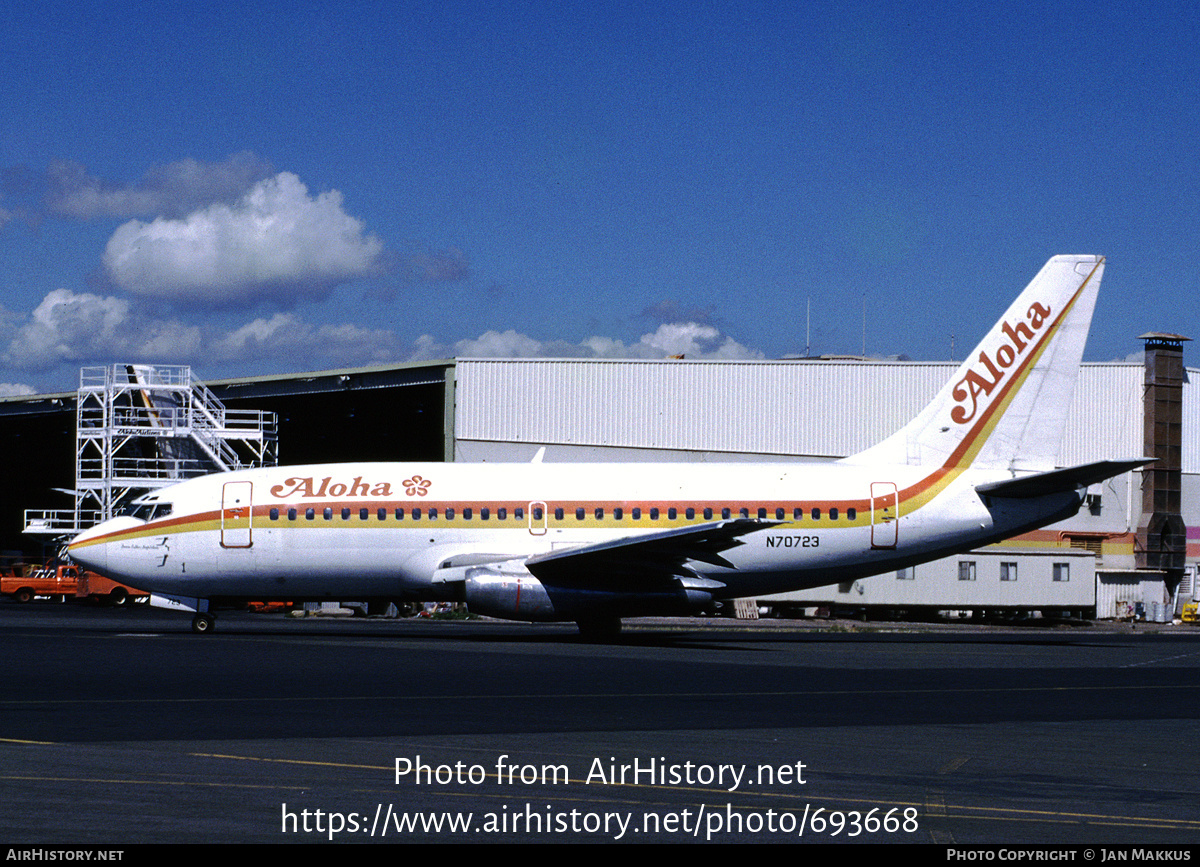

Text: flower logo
xmin=403 ymin=475 xmax=431 ymax=496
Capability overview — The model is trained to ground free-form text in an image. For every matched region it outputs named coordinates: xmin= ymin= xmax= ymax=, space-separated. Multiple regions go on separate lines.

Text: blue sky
xmin=2 ymin=0 xmax=1198 ymax=395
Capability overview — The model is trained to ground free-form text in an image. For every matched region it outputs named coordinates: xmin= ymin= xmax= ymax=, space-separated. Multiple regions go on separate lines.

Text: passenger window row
xmin=265 ymin=505 xmax=858 ymax=522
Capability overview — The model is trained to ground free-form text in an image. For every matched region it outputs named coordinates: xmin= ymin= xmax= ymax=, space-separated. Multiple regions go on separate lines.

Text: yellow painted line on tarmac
xmin=0 ymin=736 xmax=56 ymax=745
xmin=193 ymin=751 xmax=391 ymax=772
xmin=936 ymin=755 xmax=971 ymax=774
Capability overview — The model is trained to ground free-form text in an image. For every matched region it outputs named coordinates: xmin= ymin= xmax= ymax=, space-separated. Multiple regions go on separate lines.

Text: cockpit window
xmin=123 ymin=501 xmax=173 ymax=521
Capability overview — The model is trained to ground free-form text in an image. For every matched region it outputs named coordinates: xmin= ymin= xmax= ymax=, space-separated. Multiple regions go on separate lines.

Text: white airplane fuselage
xmin=69 ymin=458 xmax=1079 ymax=611
xmin=67 ymin=255 xmax=1128 ymax=631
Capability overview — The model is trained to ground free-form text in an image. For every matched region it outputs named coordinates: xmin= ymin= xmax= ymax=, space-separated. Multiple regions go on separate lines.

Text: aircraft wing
xmin=975 ymin=458 xmax=1154 ymax=499
xmin=524 ymin=519 xmax=777 ymax=588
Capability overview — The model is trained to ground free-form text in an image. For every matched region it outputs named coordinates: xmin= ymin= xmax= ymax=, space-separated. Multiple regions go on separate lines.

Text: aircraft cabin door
xmin=528 ymin=501 xmax=547 ymax=536
xmin=221 ymin=481 xmax=253 ymax=548
xmin=870 ymin=482 xmax=898 ymax=549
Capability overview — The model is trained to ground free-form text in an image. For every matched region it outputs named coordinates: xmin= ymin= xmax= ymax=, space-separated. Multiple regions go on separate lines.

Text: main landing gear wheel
xmin=191 ymin=613 xmax=216 ymax=634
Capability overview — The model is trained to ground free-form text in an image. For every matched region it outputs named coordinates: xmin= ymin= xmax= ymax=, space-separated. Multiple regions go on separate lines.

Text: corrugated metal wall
xmin=457 ymin=359 xmax=1197 ymax=467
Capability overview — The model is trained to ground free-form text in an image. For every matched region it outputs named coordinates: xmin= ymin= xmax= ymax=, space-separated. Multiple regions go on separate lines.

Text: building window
xmin=1000 ymin=562 xmax=1018 ymax=582
xmin=958 ymin=561 xmax=976 ymax=581
xmin=1053 ymin=563 xmax=1070 ymax=582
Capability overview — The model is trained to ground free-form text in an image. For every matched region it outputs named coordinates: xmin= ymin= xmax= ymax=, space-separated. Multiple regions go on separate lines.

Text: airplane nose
xmin=68 ymin=524 xmax=112 ymax=573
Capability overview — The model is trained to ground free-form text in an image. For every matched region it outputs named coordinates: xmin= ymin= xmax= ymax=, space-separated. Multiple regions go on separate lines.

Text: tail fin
xmin=842 ymin=255 xmax=1104 ymax=472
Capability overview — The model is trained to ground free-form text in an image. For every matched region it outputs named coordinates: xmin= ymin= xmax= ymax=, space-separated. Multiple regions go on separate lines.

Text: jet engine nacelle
xmin=463 ymin=563 xmax=557 ymax=621
xmin=462 ymin=561 xmax=716 ymax=623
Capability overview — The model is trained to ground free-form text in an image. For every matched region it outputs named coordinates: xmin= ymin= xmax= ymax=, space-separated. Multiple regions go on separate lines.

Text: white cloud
xmin=1 ymin=289 xmax=202 ymax=372
xmin=102 ymin=172 xmax=384 ymax=304
xmin=453 ymin=329 xmax=545 ymax=357
xmin=434 ymin=322 xmax=764 ymax=361
xmin=636 ymin=322 xmax=760 ymax=359
xmin=210 ymin=313 xmax=401 ymax=367
xmin=407 ymin=334 xmax=451 ymax=362
xmin=0 ymin=289 xmax=404 ymax=377
xmin=0 ymin=381 xmax=35 ymax=396
xmin=0 ymin=285 xmax=762 ymax=388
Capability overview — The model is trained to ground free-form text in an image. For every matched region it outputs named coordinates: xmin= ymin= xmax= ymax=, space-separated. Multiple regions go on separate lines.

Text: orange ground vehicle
xmin=75 ymin=568 xmax=149 ymax=606
xmin=2 ymin=564 xmax=78 ymax=603
xmin=1 ymin=564 xmax=147 ymax=605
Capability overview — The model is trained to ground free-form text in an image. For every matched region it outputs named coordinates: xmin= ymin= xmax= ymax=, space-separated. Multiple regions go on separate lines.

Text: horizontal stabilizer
xmin=975 ymin=459 xmax=1154 ymax=498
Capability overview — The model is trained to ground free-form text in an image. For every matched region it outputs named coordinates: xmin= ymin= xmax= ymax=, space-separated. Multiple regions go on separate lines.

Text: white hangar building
xmin=450 ymin=334 xmax=1195 ymax=620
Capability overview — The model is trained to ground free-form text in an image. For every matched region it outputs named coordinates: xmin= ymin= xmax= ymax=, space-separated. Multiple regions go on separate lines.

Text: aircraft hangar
xmin=2 ymin=334 xmax=1196 ymax=619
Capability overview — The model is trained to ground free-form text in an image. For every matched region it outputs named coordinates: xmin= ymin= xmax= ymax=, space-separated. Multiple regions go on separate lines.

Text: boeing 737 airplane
xmin=68 ymin=255 xmax=1148 ymax=635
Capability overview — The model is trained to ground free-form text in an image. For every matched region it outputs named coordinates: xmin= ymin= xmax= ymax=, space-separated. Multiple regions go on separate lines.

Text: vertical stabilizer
xmin=842 ymin=255 xmax=1104 ymax=472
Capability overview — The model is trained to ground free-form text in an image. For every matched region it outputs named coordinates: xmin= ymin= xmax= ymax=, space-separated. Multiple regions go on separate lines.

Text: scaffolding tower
xmin=24 ymin=364 xmax=277 ymax=537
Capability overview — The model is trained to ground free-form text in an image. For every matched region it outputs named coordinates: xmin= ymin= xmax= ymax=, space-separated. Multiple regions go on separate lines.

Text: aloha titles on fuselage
xmin=951 ymin=301 xmax=1052 ymax=424
xmin=269 ymin=476 xmax=398 ymax=499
